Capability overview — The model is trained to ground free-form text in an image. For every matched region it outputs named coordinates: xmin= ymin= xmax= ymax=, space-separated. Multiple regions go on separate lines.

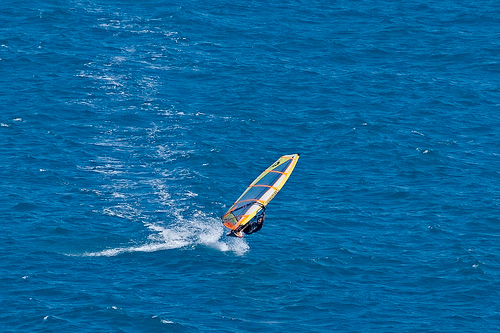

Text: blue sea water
xmin=2 ymin=0 xmax=500 ymax=331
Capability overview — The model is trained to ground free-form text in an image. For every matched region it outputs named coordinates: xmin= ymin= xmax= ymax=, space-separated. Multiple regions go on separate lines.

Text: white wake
xmin=82 ymin=213 xmax=249 ymax=257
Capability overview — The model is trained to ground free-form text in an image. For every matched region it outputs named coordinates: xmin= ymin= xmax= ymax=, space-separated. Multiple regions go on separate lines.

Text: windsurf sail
xmin=222 ymin=153 xmax=300 ymax=231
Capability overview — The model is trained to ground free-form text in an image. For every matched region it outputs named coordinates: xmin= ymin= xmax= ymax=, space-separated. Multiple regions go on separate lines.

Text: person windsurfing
xmin=232 ymin=211 xmax=265 ymax=238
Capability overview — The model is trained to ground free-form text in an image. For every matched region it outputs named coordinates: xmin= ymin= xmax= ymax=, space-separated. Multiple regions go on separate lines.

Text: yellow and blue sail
xmin=222 ymin=154 xmax=300 ymax=230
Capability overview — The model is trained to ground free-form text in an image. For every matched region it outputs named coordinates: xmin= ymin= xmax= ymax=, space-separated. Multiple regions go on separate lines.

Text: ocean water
xmin=1 ymin=0 xmax=500 ymax=331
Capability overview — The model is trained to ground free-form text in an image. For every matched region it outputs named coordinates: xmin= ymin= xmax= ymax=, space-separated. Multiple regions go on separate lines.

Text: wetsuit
xmin=243 ymin=212 xmax=265 ymax=235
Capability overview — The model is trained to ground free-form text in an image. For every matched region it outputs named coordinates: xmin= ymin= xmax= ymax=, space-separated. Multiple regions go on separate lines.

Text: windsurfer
xmin=233 ymin=211 xmax=265 ymax=237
